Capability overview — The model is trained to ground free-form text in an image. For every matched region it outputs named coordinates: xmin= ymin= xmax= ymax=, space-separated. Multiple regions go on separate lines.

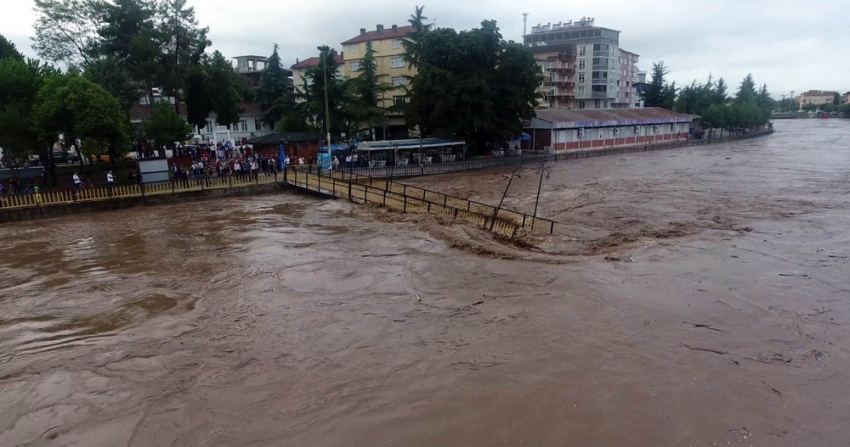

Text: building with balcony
xmin=341 ymin=24 xmax=415 ymax=139
xmin=615 ymin=50 xmax=640 ymax=108
xmin=532 ymin=46 xmax=577 ymax=109
xmin=524 ymin=17 xmax=641 ymax=110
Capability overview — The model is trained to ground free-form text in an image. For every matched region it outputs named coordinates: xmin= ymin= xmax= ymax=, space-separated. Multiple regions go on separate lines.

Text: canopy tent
xmin=357 ymin=138 xmax=465 ymax=152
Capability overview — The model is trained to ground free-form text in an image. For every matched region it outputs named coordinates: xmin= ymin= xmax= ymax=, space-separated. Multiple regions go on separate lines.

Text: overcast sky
xmin=3 ymin=0 xmax=848 ymax=97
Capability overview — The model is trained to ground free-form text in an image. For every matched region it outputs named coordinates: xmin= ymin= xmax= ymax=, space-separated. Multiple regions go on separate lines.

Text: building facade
xmin=616 ymin=50 xmax=640 ymax=108
xmin=290 ymin=55 xmax=345 ymax=94
xmin=524 ymin=108 xmax=692 ymax=152
xmin=232 ymin=55 xmax=292 ymax=90
xmin=842 ymin=92 xmax=850 ymax=105
xmin=796 ymin=90 xmax=837 ymax=107
xmin=531 ymin=45 xmax=577 ymax=109
xmin=524 ymin=18 xmax=641 ymax=110
xmin=341 ymin=24 xmax=415 ymax=138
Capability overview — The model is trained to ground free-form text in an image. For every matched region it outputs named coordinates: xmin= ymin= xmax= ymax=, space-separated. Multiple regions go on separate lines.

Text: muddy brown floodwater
xmin=1 ymin=119 xmax=849 ymax=446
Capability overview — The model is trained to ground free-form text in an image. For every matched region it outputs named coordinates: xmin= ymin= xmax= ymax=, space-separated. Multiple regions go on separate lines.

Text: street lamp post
xmin=318 ymin=45 xmax=332 ymax=173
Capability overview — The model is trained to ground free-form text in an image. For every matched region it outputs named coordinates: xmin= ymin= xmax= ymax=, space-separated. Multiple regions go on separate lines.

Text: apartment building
xmin=524 ymin=17 xmax=641 ymax=110
xmin=796 ymin=90 xmax=837 ymax=106
xmin=844 ymin=92 xmax=850 ymax=104
xmin=531 ymin=45 xmax=577 ymax=109
xmin=341 ymin=24 xmax=415 ymax=138
xmin=290 ymin=54 xmax=345 ymax=93
xmin=616 ymin=50 xmax=640 ymax=108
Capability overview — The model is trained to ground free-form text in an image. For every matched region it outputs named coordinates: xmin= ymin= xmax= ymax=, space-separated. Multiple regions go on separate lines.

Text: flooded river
xmin=1 ymin=119 xmax=848 ymax=446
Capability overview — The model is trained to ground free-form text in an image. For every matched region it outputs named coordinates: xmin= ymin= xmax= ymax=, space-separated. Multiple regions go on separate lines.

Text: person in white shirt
xmin=106 ymin=171 xmax=114 ymax=196
xmin=73 ymin=172 xmax=81 ymax=190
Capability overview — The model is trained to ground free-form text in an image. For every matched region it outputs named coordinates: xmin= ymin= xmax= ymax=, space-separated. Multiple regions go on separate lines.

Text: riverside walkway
xmin=0 ymin=128 xmax=773 ymax=233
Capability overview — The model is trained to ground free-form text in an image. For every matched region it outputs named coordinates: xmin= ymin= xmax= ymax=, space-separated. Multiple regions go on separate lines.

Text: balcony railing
xmin=547 ymin=67 xmax=576 ymax=76
xmin=547 ymin=51 xmax=577 ymax=63
xmin=545 ymin=81 xmax=575 ymax=90
xmin=591 ymin=91 xmax=609 ymax=98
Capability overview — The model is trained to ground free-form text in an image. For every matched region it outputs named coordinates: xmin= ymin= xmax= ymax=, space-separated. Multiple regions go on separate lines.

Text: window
xmin=670 ymin=124 xmax=676 ymax=132
xmin=592 ymin=85 xmax=607 ymax=93
xmin=347 ymin=44 xmax=356 ymax=53
xmin=578 ymin=73 xmax=586 ymax=83
xmin=577 ymin=86 xmax=585 ymax=96
xmin=579 ymin=46 xmax=586 ymax=56
xmin=548 ymin=61 xmax=554 ymax=68
xmin=393 ymin=95 xmax=407 ymax=106
xmin=578 ymin=100 xmax=586 ymax=109
xmin=240 ymin=120 xmax=247 ymax=131
xmin=549 ymin=71 xmax=556 ymax=82
xmin=578 ymin=60 xmax=586 ymax=70
xmin=391 ymin=57 xmax=405 ymax=68
xmin=592 ymin=71 xmax=608 ymax=80
xmin=592 ymin=57 xmax=608 ymax=67
xmin=392 ymin=39 xmax=403 ymax=49
xmin=349 ymin=61 xmax=360 ymax=72
xmin=392 ymin=76 xmax=405 ymax=86
xmin=255 ymin=120 xmax=263 ymax=131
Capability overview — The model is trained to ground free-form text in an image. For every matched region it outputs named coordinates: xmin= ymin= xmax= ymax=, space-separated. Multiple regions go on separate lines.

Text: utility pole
xmin=522 ymin=13 xmax=529 ymax=38
xmin=317 ymin=45 xmax=332 ymax=172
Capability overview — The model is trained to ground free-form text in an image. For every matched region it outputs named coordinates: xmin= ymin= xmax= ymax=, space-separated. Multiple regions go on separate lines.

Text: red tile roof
xmin=341 ymin=25 xmax=414 ymax=45
xmin=291 ymin=55 xmax=344 ymax=70
xmin=531 ymin=107 xmax=692 ymax=128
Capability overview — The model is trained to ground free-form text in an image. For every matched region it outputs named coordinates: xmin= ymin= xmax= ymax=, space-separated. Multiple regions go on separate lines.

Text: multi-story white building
xmin=524 ymin=17 xmax=641 ymax=110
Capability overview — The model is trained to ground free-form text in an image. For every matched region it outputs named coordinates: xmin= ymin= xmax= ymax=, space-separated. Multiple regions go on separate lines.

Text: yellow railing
xmin=289 ymin=167 xmax=557 ymax=235
xmin=0 ymin=173 xmax=282 ymax=210
xmin=286 ymin=168 xmax=525 ymax=238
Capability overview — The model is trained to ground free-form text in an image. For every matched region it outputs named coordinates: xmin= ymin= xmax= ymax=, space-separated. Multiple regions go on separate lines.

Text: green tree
xmin=183 ymin=60 xmax=212 ymax=131
xmin=33 ymin=74 xmax=129 ymax=165
xmin=350 ymin=41 xmax=393 ymax=137
xmin=297 ymin=47 xmax=351 ymax=136
xmin=700 ymin=104 xmax=726 ymax=138
xmin=755 ymin=83 xmax=774 ymax=116
xmin=405 ymin=19 xmax=540 ymax=152
xmin=714 ymin=77 xmax=728 ymax=105
xmin=155 ymin=0 xmax=209 ymax=113
xmin=0 ymin=58 xmax=59 ymax=167
xmin=0 ymin=34 xmax=24 ymax=61
xmin=643 ymin=62 xmax=676 ymax=108
xmin=83 ymin=56 xmax=140 ymax=112
xmin=833 ymin=92 xmax=841 ymax=106
xmin=32 ymin=0 xmax=101 ymax=66
xmin=94 ymin=0 xmax=161 ymax=105
xmin=735 ymin=73 xmax=758 ymax=106
xmin=402 ymin=5 xmax=431 ymax=69
xmin=143 ymin=100 xmax=193 ymax=148
xmin=255 ymin=44 xmax=295 ymax=127
xmin=206 ymin=50 xmax=242 ymax=128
